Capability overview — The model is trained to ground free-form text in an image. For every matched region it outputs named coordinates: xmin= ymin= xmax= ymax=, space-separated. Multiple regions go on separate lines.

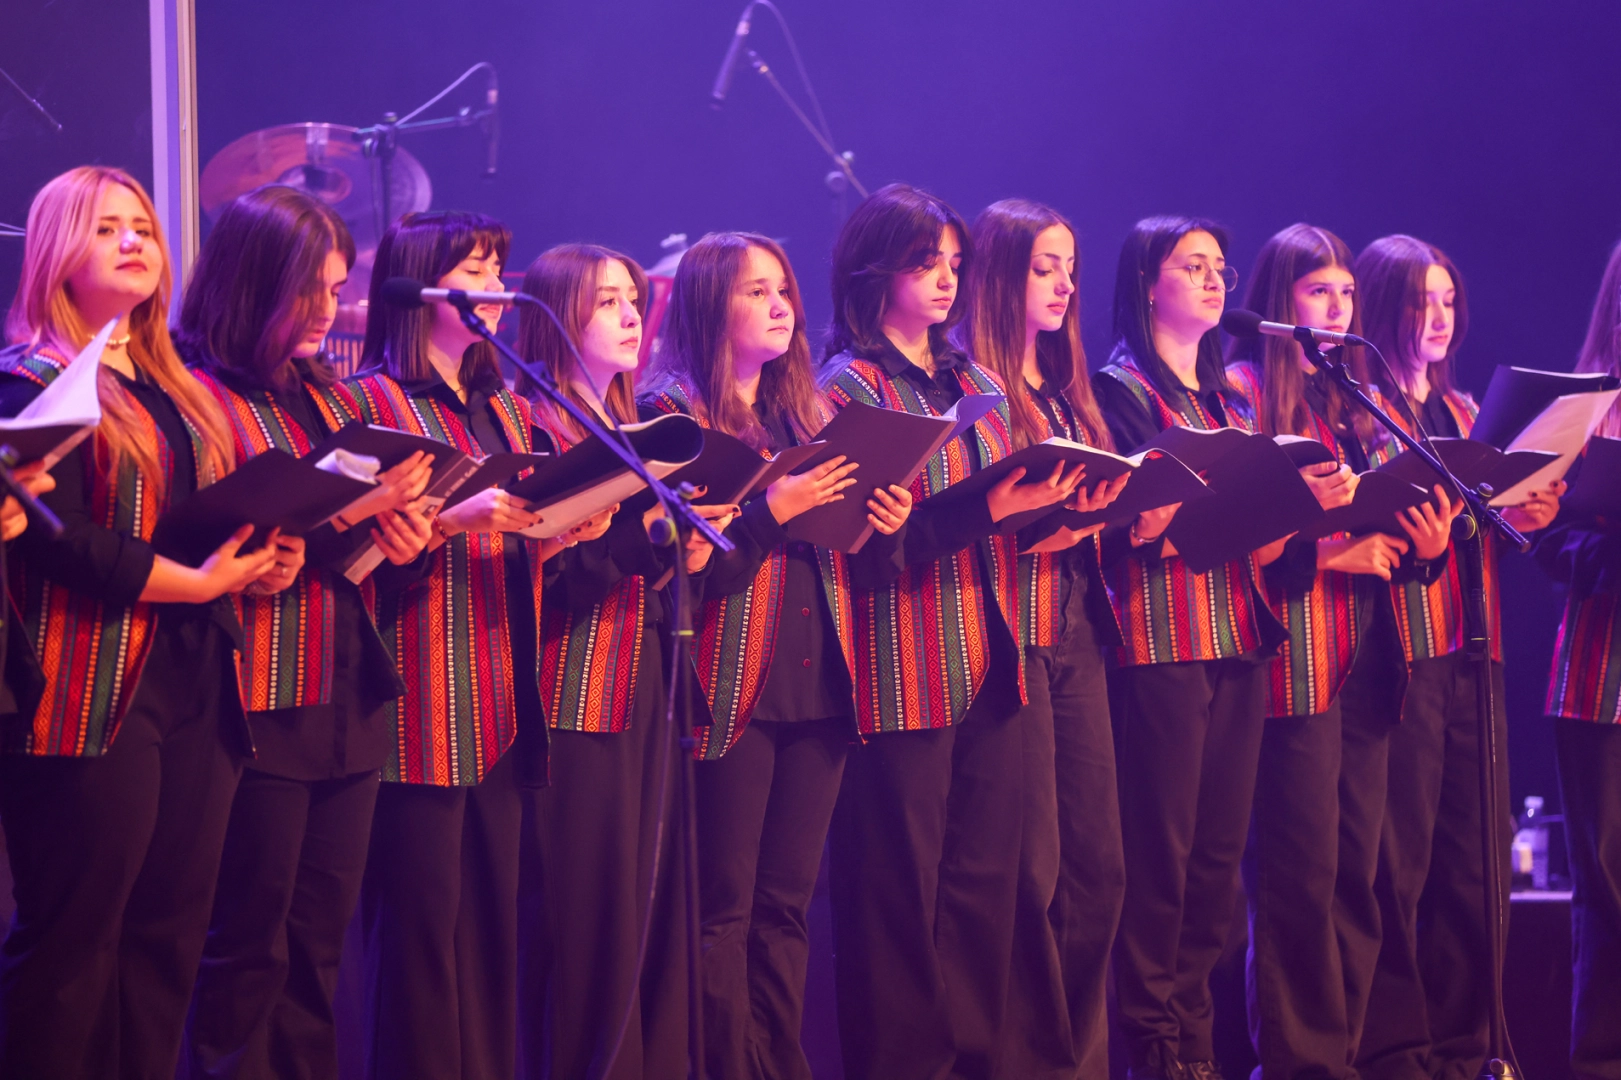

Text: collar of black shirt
xmin=868 ymin=336 xmax=966 ymax=384
xmin=394 ymin=364 xmax=506 ymax=412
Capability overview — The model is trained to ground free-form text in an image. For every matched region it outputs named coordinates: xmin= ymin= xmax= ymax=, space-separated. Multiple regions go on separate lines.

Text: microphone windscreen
xmin=380 ymin=278 xmax=428 ymax=307
xmin=1220 ymin=309 xmax=1263 ymax=337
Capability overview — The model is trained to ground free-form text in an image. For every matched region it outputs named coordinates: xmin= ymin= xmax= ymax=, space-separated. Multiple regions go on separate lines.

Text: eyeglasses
xmin=1166 ymin=261 xmax=1238 ymax=293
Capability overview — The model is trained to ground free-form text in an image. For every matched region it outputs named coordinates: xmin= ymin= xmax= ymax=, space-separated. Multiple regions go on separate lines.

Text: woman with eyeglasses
xmin=1352 ymin=237 xmax=1562 ymax=1080
xmin=1090 ymin=216 xmax=1286 ymax=1080
xmin=1223 ymin=224 xmax=1457 ymax=1080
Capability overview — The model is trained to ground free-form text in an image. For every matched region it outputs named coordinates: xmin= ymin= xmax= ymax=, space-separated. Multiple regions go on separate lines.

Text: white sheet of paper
xmin=514 ymin=459 xmax=684 ymax=539
xmin=1490 ymin=388 xmax=1621 ymax=506
xmin=0 ymin=319 xmax=113 ymax=468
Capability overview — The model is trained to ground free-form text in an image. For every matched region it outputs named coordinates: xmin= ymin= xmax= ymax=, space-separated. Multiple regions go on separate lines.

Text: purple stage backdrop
xmin=3 ymin=3 xmax=1620 ymax=1074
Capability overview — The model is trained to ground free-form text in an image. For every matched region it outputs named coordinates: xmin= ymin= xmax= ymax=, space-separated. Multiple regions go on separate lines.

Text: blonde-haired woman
xmin=0 ymin=166 xmax=284 ymax=1079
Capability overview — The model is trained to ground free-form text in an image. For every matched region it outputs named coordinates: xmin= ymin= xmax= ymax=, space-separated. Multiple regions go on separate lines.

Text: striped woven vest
xmin=1367 ymin=389 xmax=1502 ymax=663
xmin=1225 ymin=361 xmax=1367 ymax=716
xmin=1547 ymin=590 xmax=1621 ymax=723
xmin=0 ymin=346 xmax=209 ymax=757
xmin=642 ymin=383 xmax=856 ymax=759
xmin=532 ymin=412 xmax=646 ymax=735
xmin=345 ymin=372 xmax=541 ymax=786
xmin=821 ymin=353 xmax=1023 ymax=734
xmin=1097 ymin=358 xmax=1270 ymax=666
xmin=1011 ymin=381 xmax=1109 ymax=650
xmin=194 ymin=368 xmax=368 ymax=712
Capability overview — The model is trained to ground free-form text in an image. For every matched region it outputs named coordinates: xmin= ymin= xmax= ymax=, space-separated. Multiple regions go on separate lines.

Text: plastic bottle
xmin=1512 ymin=795 xmax=1551 ymax=891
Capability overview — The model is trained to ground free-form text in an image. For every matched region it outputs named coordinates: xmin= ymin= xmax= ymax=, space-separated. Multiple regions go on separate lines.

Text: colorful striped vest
xmin=0 ymin=345 xmax=212 ymax=757
xmin=643 ymin=383 xmax=856 ymax=758
xmin=1547 ymin=587 xmax=1621 ymax=723
xmin=1097 ymin=358 xmax=1271 ymax=667
xmin=532 ymin=412 xmax=647 ymax=735
xmin=1225 ymin=361 xmax=1367 ymax=716
xmin=194 ymin=368 xmax=370 ymax=712
xmin=822 ymin=353 xmax=1023 ymax=734
xmin=345 ymin=372 xmax=542 ymax=786
xmin=1367 ymin=389 xmax=1502 ymax=664
xmin=1011 ymin=381 xmax=1111 ymax=650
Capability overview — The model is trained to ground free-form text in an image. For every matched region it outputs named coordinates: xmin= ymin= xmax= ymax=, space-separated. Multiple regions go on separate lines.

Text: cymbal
xmin=200 ymin=122 xmax=432 ymax=304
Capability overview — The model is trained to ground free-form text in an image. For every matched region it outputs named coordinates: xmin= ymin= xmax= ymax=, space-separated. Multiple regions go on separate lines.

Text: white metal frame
xmin=148 ymin=0 xmax=199 ymax=295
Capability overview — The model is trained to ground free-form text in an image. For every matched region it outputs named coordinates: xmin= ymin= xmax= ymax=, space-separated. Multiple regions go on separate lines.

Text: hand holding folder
xmin=784 ymin=394 xmax=1004 ymax=553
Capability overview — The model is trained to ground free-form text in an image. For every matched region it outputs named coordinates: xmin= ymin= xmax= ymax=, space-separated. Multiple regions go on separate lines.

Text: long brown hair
xmin=825 ymin=182 xmax=973 ymax=365
xmin=958 ymin=199 xmax=1111 ymax=451
xmin=1226 ymin=223 xmax=1372 ymax=442
xmin=1577 ymin=237 xmax=1621 ymax=436
xmin=360 ymin=211 xmax=509 ymax=389
xmin=1353 ymin=235 xmax=1467 ymax=408
xmin=515 ymin=243 xmax=646 ymax=440
xmin=177 ymin=184 xmax=355 ymax=390
xmin=5 ymin=165 xmax=232 ymax=483
xmin=644 ymin=232 xmax=822 ymax=448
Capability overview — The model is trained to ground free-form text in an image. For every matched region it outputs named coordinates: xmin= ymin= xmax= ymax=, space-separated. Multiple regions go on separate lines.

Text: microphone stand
xmin=448 ymin=294 xmax=725 ymax=1080
xmin=1297 ymin=330 xmax=1521 ymax=1080
xmin=745 ymin=50 xmax=867 ymax=206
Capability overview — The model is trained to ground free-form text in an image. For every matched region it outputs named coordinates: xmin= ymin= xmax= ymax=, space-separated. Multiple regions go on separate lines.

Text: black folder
xmin=312 ymin=422 xmax=478 ymax=506
xmin=1470 ymin=366 xmax=1620 ymax=450
xmin=1562 ymin=437 xmax=1621 ymax=519
xmin=1300 ymin=471 xmax=1435 ymax=540
xmin=646 ymin=430 xmax=828 ymax=509
xmin=1160 ymin=432 xmax=1325 ymax=573
xmin=784 ymin=394 xmax=1004 ymax=553
xmin=151 ymin=449 xmax=376 ymax=566
xmin=1376 ymin=437 xmax=1560 ymax=503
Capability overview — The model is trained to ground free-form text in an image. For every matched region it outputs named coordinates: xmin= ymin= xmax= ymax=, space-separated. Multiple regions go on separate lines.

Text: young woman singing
xmin=1538 ymin=236 xmax=1621 ymax=1080
xmin=821 ymin=183 xmax=1081 ymax=1080
xmin=174 ymin=184 xmax=433 ymax=1080
xmin=516 ymin=242 xmax=726 ymax=1080
xmin=348 ymin=211 xmax=549 ymax=1080
xmin=0 ymin=166 xmax=282 ymax=1078
xmin=1090 ymin=216 xmax=1284 ymax=1080
xmin=640 ymin=231 xmax=909 ymax=1080
xmin=1223 ymin=224 xmax=1455 ymax=1079
xmin=1353 ymin=235 xmax=1562 ymax=1080
xmin=958 ymin=198 xmax=1128 ymax=1080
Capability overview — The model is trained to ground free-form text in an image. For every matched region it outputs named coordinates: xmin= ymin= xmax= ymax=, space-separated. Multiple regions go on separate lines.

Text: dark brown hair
xmin=360 ymin=211 xmax=509 ymax=388
xmin=825 ymin=182 xmax=972 ymax=365
xmin=1353 ymin=234 xmax=1467 ymax=407
xmin=1226 ymin=223 xmax=1372 ymax=442
xmin=958 ymin=199 xmax=1110 ymax=450
xmin=515 ymin=243 xmax=646 ymax=440
xmin=1111 ymin=214 xmax=1234 ymax=400
xmin=178 ymin=184 xmax=355 ymax=390
xmin=644 ymin=232 xmax=823 ymax=449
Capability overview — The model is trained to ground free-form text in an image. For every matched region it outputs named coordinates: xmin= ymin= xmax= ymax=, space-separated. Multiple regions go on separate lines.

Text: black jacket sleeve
xmin=0 ymin=373 xmax=155 ymax=607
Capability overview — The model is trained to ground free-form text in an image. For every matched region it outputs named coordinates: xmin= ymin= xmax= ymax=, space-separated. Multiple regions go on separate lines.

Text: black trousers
xmin=1004 ymin=604 xmax=1121 ymax=1080
xmin=0 ymin=621 xmax=243 ymax=1080
xmin=359 ymin=750 xmax=522 ymax=1080
xmin=1111 ymin=655 xmax=1268 ymax=1070
xmin=1358 ymin=653 xmax=1508 ymax=1080
xmin=695 ymin=717 xmax=849 ymax=1080
xmin=828 ymin=644 xmax=1025 ymax=1080
xmin=187 ymin=766 xmax=381 ymax=1079
xmin=1554 ymin=718 xmax=1621 ymax=1080
xmin=518 ymin=633 xmax=688 ymax=1080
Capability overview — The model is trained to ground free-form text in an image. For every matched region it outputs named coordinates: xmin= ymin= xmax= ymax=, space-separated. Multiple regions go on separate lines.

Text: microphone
xmin=710 ymin=3 xmax=754 ymax=108
xmin=381 ymin=278 xmax=521 ymax=307
xmin=1220 ymin=309 xmax=1370 ymax=349
xmin=484 ymin=66 xmax=500 ymax=177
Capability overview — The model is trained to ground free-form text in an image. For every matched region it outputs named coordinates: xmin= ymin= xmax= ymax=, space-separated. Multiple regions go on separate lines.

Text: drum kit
xmin=200 ymin=121 xmax=434 ymax=370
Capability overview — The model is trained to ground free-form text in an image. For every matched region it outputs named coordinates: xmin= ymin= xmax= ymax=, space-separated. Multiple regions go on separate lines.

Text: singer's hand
xmin=1301 ymin=461 xmax=1358 ymax=511
xmin=1502 ymin=479 xmax=1565 ymax=534
xmin=987 ymin=462 xmax=1086 ymax=524
xmin=766 ymin=456 xmax=860 ymax=524
xmin=335 ymin=452 xmax=434 ymax=530
xmin=867 ymin=484 xmax=913 ymax=535
xmin=1071 ymin=471 xmax=1130 ymax=516
xmin=1318 ymin=533 xmax=1411 ymax=581
xmin=1397 ymin=486 xmax=1463 ymax=561
xmin=371 ymin=507 xmax=434 ymax=566
xmin=684 ymin=503 xmax=741 ymax=573
xmin=439 ymin=487 xmax=542 ymax=536
xmin=246 ymin=535 xmax=307 ymax=596
xmin=0 ymin=462 xmax=55 ymax=542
